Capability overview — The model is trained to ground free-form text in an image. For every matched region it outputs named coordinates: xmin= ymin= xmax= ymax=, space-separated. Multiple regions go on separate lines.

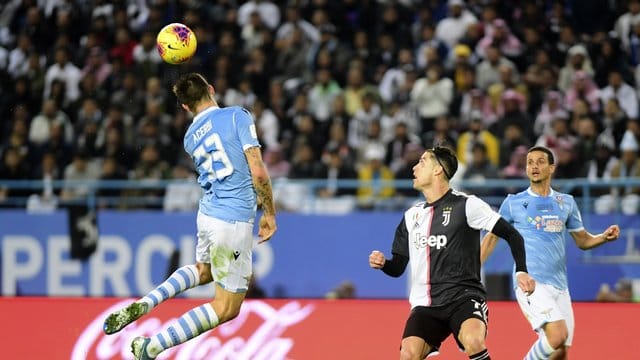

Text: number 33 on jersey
xmin=184 ymin=106 xmax=261 ymax=222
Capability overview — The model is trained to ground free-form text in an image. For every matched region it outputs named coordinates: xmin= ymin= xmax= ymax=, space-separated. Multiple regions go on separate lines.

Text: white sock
xmin=524 ymin=336 xmax=555 ymax=360
xmin=139 ymin=265 xmax=200 ymax=310
xmin=146 ymin=303 xmax=219 ymax=357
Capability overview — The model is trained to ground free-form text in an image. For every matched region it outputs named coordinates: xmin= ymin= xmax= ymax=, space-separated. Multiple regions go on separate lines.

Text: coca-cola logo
xmin=72 ymin=299 xmax=315 ymax=360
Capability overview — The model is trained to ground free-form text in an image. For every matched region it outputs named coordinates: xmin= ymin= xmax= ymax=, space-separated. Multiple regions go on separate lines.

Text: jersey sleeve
xmin=391 ymin=216 xmax=409 ymax=257
xmin=234 ymin=107 xmax=261 ymax=150
xmin=466 ymin=195 xmax=502 ymax=231
xmin=566 ymin=195 xmax=585 ymax=232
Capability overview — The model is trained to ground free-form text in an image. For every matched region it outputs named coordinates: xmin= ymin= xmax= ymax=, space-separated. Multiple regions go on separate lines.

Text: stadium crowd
xmin=0 ymin=0 xmax=639 ymax=212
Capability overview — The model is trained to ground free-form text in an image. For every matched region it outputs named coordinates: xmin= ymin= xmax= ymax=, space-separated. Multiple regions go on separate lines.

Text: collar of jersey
xmin=192 ymin=105 xmax=220 ymax=123
xmin=526 ymin=186 xmax=555 ymax=197
xmin=422 ymin=188 xmax=453 ymax=208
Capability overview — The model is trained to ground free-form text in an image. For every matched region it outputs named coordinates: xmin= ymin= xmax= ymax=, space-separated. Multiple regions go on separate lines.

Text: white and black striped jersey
xmin=390 ymin=189 xmax=501 ymax=308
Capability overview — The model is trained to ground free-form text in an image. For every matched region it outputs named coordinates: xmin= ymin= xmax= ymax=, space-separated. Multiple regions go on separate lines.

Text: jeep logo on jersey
xmin=442 ymin=207 xmax=452 ymax=226
xmin=413 ymin=233 xmax=448 ymax=250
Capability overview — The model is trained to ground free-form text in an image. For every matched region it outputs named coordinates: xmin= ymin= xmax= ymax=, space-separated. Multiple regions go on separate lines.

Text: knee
xmin=195 ymin=264 xmax=213 ymax=284
xmin=399 ymin=347 xmax=421 ymax=360
xmin=459 ymin=333 xmax=486 ymax=355
xmin=546 ymin=330 xmax=568 ymax=350
xmin=211 ymin=301 xmax=241 ymax=323
xmin=549 ymin=345 xmax=568 ymax=360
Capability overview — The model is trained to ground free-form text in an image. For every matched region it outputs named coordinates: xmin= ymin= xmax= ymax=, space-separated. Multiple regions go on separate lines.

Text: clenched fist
xmin=369 ymin=250 xmax=386 ymax=269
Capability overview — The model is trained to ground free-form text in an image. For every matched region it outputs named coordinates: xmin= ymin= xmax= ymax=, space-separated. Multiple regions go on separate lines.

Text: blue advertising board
xmin=1 ymin=210 xmax=638 ymax=300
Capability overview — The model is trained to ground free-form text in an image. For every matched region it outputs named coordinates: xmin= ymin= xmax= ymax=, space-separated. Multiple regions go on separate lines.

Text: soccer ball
xmin=156 ymin=23 xmax=197 ymax=65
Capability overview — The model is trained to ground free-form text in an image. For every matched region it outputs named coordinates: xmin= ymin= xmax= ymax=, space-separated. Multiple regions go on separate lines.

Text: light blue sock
xmin=524 ymin=336 xmax=555 ymax=360
xmin=146 ymin=303 xmax=219 ymax=357
xmin=139 ymin=265 xmax=200 ymax=310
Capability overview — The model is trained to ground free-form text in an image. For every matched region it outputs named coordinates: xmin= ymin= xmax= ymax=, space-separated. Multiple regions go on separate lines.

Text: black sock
xmin=469 ymin=349 xmax=490 ymax=360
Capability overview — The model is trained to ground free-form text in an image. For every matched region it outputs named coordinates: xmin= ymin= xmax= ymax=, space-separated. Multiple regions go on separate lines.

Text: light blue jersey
xmin=499 ymin=187 xmax=584 ymax=290
xmin=183 ymin=105 xmax=260 ymax=222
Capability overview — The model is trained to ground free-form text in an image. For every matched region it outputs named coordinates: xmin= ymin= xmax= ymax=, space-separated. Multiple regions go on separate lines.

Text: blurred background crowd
xmin=0 ymin=0 xmax=640 ymax=213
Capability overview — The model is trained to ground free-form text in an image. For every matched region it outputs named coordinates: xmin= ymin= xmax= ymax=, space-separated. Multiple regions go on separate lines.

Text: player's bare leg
xmin=400 ymin=336 xmax=431 ymax=360
xmin=458 ymin=318 xmax=491 ymax=359
xmin=544 ymin=320 xmax=568 ymax=359
xmin=133 ymin=283 xmax=246 ymax=359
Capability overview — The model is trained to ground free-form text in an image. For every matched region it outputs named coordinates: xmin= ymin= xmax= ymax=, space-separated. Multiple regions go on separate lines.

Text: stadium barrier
xmin=1 ymin=210 xmax=638 ymax=301
xmin=2 ymin=177 xmax=640 ymax=212
xmin=1 ymin=297 xmax=637 ymax=359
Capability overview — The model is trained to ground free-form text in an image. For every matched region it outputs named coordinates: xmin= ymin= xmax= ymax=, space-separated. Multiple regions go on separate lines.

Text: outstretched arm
xmin=245 ymin=146 xmax=276 ymax=242
xmin=570 ymin=225 xmax=620 ymax=250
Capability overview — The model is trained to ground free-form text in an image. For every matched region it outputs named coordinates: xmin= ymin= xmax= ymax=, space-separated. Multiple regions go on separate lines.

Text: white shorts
xmin=196 ymin=211 xmax=254 ymax=293
xmin=515 ymin=283 xmax=575 ymax=346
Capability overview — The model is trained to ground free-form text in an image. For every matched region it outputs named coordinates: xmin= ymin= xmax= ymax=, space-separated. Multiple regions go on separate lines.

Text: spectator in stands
xmin=348 ymin=91 xmax=382 ymax=150
xmin=60 ymin=150 xmax=101 ymax=203
xmin=109 ymin=27 xmax=137 ymax=68
xmin=26 ymin=151 xmax=60 ymax=213
xmin=381 ymin=100 xmax=420 ymax=144
xmin=462 ymin=143 xmax=501 ymax=197
xmin=491 ymin=90 xmax=534 ymax=143
xmin=558 ymin=44 xmax=594 ymax=93
xmin=252 ymin=99 xmax=279 ymax=151
xmin=262 ymin=145 xmax=290 ymax=180
xmin=44 ymin=46 xmax=82 ymax=104
xmin=394 ymin=143 xmax=424 ymax=197
xmin=386 ymin=122 xmax=421 ymax=174
xmin=422 ymin=115 xmax=458 ymax=151
xmin=457 ymin=113 xmax=500 ymax=167
xmin=0 ymin=147 xmax=31 ymax=207
xmin=475 ymin=43 xmax=519 ymax=91
xmin=584 ymin=133 xmax=618 ymax=199
xmin=593 ymin=37 xmax=633 ymax=88
xmin=458 ymin=88 xmax=496 ymax=129
xmin=379 ymin=48 xmax=415 ymax=104
xmin=596 ymin=278 xmax=634 ymax=302
xmin=81 ymin=46 xmax=112 ymax=87
xmin=110 ymin=71 xmax=145 ymax=120
xmin=415 ymin=21 xmax=447 ymax=68
xmin=163 ymin=163 xmax=201 ymax=212
xmin=536 ymin=115 xmax=578 ymax=155
xmin=316 ymin=146 xmax=357 ymax=198
xmin=614 ymin=0 xmax=640 ymax=53
xmin=28 ymin=98 xmax=73 ymax=147
xmin=325 ymin=280 xmax=356 ymax=299
xmin=289 ymin=142 xmax=322 ymax=179
xmin=237 ymin=0 xmax=281 ymax=31
xmin=600 ymin=69 xmax=638 ymax=120
xmin=132 ymin=30 xmax=164 ymax=79
xmin=501 ymin=145 xmax=528 ymax=180
xmin=322 ymin=122 xmax=356 ymax=167
xmin=435 ymin=0 xmax=477 ymax=49
xmin=308 ymin=68 xmax=342 ymax=135
xmin=602 ymin=98 xmax=630 ymax=149
xmin=96 ymin=156 xmax=128 ymax=209
xmin=446 ymin=44 xmax=475 ymax=92
xmin=357 ymin=146 xmax=395 ymax=210
xmin=575 ymin=116 xmax=601 ymax=164
xmin=476 ymin=18 xmax=522 ymax=59
xmin=410 ymin=62 xmax=453 ymax=133
xmin=534 ymin=91 xmax=568 ymax=137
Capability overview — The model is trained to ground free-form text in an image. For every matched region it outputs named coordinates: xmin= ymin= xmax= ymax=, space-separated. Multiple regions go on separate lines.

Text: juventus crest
xmin=442 ymin=207 xmax=452 ymax=226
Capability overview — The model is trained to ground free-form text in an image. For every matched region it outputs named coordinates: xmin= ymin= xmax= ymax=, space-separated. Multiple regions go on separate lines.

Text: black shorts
xmin=402 ymin=295 xmax=489 ymax=353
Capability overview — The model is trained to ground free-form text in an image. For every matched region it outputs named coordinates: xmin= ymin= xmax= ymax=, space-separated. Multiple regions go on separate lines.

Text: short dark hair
xmin=172 ymin=73 xmax=210 ymax=111
xmin=427 ymin=145 xmax=458 ymax=180
xmin=527 ymin=146 xmax=555 ymax=164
